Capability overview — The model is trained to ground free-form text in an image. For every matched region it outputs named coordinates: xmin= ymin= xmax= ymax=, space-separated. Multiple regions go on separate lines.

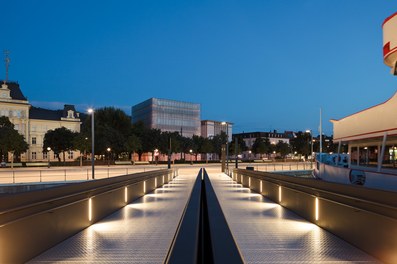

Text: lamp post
xmin=107 ymin=147 xmax=111 ymax=167
xmin=154 ymin=149 xmax=158 ymax=165
xmin=306 ymin=129 xmax=313 ymax=167
xmin=47 ymin=147 xmax=51 ymax=168
xmin=88 ymin=108 xmax=95 ymax=179
xmin=189 ymin=149 xmax=193 ymax=165
xmin=221 ymin=121 xmax=229 ymax=170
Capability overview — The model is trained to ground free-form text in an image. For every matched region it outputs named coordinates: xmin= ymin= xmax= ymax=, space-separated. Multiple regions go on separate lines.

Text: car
xmin=0 ymin=162 xmax=6 ymax=168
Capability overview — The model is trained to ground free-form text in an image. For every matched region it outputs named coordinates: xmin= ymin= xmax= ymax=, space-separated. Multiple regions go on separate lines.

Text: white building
xmin=201 ymin=120 xmax=232 ymax=142
xmin=0 ymin=81 xmax=81 ymax=162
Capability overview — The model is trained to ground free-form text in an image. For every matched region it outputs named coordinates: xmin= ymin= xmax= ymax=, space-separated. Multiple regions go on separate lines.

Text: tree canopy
xmin=43 ymin=127 xmax=77 ymax=162
xmin=0 ymin=116 xmax=29 ymax=161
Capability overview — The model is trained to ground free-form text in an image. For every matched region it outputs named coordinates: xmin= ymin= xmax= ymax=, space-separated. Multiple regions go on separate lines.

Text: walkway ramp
xmin=29 ymin=173 xmax=196 ymax=264
xmin=29 ymin=169 xmax=381 ymax=263
xmin=207 ymin=172 xmax=380 ymax=263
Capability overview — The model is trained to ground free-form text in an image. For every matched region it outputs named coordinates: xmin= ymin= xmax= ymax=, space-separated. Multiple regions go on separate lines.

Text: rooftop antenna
xmin=4 ymin=50 xmax=10 ymax=84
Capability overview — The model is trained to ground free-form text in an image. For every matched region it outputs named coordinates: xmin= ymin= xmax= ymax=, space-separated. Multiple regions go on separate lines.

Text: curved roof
xmin=331 ymin=91 xmax=397 ymax=141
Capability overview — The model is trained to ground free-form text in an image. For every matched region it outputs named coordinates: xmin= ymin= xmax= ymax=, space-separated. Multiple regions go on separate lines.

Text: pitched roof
xmin=29 ymin=107 xmax=63 ymax=120
xmin=30 ymin=105 xmax=80 ymax=121
xmin=0 ymin=81 xmax=27 ymax=101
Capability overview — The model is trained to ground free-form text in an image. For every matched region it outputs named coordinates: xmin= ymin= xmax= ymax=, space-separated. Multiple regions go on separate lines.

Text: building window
xmin=68 ymin=151 xmax=74 ymax=159
xmin=32 ymin=137 xmax=36 ymax=145
xmin=32 ymin=152 xmax=37 ymax=160
xmin=43 ymin=152 xmax=48 ymax=159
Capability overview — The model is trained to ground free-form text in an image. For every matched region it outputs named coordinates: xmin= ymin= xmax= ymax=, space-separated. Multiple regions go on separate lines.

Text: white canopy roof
xmin=331 ymin=91 xmax=397 ymax=142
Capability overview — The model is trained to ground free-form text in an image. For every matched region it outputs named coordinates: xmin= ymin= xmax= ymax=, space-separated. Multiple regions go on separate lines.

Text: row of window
xmin=0 ymin=109 xmax=26 ymax=118
xmin=31 ymin=151 xmax=74 ymax=160
xmin=350 ymin=144 xmax=397 ymax=169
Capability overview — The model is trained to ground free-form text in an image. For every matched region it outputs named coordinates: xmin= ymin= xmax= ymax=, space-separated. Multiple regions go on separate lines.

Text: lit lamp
xmin=47 ymin=147 xmax=51 ymax=168
xmin=88 ymin=108 xmax=95 ymax=179
xmin=107 ymin=147 xmax=111 ymax=167
xmin=154 ymin=148 xmax=158 ymax=165
xmin=189 ymin=149 xmax=193 ymax=165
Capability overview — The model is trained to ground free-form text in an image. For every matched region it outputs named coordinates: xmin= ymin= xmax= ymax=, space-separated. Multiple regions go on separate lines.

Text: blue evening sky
xmin=2 ymin=1 xmax=397 ymax=135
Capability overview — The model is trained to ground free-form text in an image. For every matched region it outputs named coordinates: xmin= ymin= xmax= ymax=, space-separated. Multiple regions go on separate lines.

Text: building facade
xmin=0 ymin=81 xmax=81 ymax=162
xmin=201 ymin=120 xmax=232 ymax=142
xmin=131 ymin=98 xmax=201 ymax=138
xmin=234 ymin=131 xmax=292 ymax=149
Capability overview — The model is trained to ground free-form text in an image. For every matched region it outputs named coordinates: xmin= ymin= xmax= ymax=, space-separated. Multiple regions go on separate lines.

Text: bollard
xmin=40 ymin=171 xmax=42 ymax=182
xmin=13 ymin=171 xmax=15 ymax=183
xmin=64 ymin=170 xmax=67 ymax=181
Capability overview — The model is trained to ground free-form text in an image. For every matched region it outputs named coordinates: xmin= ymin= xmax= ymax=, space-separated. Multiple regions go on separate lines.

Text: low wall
xmin=232 ymin=169 xmax=397 ymax=264
xmin=0 ymin=169 xmax=177 ymax=263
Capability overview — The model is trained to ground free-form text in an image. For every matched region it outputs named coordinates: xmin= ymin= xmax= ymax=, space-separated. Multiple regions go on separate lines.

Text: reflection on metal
xmin=260 ymin=180 xmax=263 ymax=193
xmin=144 ymin=180 xmax=146 ymax=194
xmin=278 ymin=186 xmax=282 ymax=202
xmin=88 ymin=198 xmax=92 ymax=221
xmin=124 ymin=187 xmax=128 ymax=203
xmin=315 ymin=197 xmax=319 ymax=221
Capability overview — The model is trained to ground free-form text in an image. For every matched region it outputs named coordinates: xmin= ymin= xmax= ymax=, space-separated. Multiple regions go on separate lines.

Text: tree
xmin=125 ymin=134 xmax=142 ymax=161
xmin=73 ymin=133 xmax=91 ymax=165
xmin=211 ymin=131 xmax=228 ymax=159
xmin=251 ymin=137 xmax=271 ymax=159
xmin=0 ymin=116 xmax=29 ymax=162
xmin=199 ymin=137 xmax=213 ymax=162
xmin=231 ymin=136 xmax=248 ymax=156
xmin=275 ymin=140 xmax=290 ymax=158
xmin=43 ymin=127 xmax=77 ymax=162
xmin=290 ymin=131 xmax=311 ymax=158
xmin=81 ymin=107 xmax=133 ymax=158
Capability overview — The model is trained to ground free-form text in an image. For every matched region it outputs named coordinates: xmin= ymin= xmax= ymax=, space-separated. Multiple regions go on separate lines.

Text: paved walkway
xmin=29 ymin=173 xmax=197 ymax=264
xmin=28 ymin=169 xmax=381 ymax=263
xmin=208 ymin=172 xmax=380 ymax=263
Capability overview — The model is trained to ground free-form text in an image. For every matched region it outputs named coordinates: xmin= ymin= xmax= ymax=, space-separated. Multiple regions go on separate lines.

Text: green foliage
xmin=231 ymin=136 xmax=247 ymax=154
xmin=251 ymin=137 xmax=271 ymax=155
xmin=275 ymin=140 xmax=290 ymax=158
xmin=290 ymin=131 xmax=311 ymax=157
xmin=0 ymin=116 xmax=29 ymax=161
xmin=43 ymin=127 xmax=78 ymax=162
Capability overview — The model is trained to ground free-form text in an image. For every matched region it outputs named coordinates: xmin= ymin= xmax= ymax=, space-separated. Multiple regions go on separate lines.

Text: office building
xmin=131 ymin=98 xmax=201 ymax=138
xmin=201 ymin=120 xmax=232 ymax=142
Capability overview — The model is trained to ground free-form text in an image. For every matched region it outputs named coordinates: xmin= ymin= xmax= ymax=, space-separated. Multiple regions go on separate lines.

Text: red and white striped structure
xmin=383 ymin=12 xmax=397 ymax=67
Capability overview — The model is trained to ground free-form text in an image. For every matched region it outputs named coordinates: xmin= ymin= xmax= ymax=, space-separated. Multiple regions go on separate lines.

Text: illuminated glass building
xmin=131 ymin=98 xmax=201 ymax=138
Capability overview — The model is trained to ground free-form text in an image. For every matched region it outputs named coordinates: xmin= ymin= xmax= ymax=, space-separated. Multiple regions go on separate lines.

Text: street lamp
xmin=107 ymin=147 xmax=111 ymax=167
xmin=189 ymin=149 xmax=193 ymax=165
xmin=306 ymin=129 xmax=313 ymax=167
xmin=88 ymin=108 xmax=95 ymax=179
xmin=47 ymin=147 xmax=51 ymax=168
xmin=154 ymin=149 xmax=158 ymax=165
xmin=221 ymin=121 xmax=229 ymax=170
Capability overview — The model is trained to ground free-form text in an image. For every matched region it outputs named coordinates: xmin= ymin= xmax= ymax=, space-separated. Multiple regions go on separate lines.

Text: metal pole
xmin=90 ymin=110 xmax=95 ymax=179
